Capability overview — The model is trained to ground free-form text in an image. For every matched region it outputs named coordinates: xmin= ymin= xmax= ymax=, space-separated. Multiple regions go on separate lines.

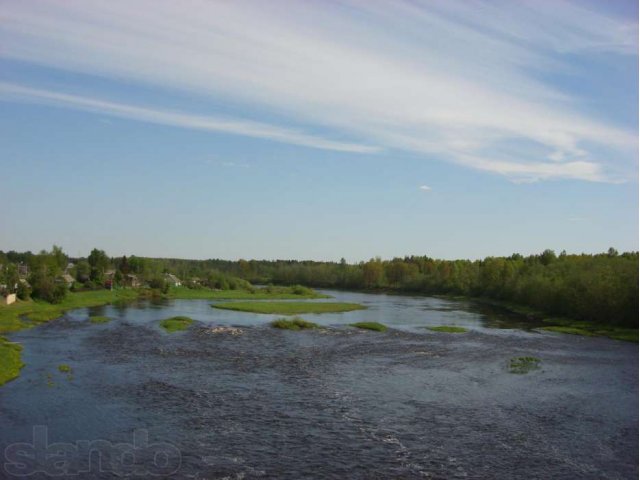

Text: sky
xmin=0 ymin=0 xmax=638 ymax=262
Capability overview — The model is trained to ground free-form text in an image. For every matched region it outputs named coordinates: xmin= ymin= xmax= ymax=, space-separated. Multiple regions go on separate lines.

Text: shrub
xmin=30 ymin=273 xmax=67 ymax=304
xmin=16 ymin=281 xmax=31 ymax=300
xmin=149 ymin=277 xmax=169 ymax=294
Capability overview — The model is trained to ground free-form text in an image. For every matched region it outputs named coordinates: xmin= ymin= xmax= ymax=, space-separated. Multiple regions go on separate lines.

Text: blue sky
xmin=0 ymin=0 xmax=637 ymax=261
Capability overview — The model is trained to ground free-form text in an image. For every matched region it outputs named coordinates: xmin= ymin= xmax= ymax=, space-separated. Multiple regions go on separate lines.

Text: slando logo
xmin=3 ymin=426 xmax=182 ymax=477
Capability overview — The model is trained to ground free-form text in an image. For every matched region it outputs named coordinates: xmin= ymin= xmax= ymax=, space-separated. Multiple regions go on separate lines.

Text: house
xmin=123 ymin=274 xmax=141 ymax=288
xmin=163 ymin=273 xmax=182 ymax=287
xmin=17 ymin=264 xmax=29 ymax=279
xmin=59 ymin=273 xmax=75 ymax=287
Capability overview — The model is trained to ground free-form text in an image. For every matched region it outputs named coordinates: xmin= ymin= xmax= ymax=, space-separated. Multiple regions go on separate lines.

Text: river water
xmin=0 ymin=291 xmax=637 ymax=479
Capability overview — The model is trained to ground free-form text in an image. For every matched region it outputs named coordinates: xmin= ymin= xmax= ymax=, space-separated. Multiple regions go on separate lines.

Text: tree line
xmin=1 ymin=247 xmax=637 ymax=328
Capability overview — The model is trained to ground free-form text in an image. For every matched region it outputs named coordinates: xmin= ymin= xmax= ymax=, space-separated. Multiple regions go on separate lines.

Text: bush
xmin=16 ymin=282 xmax=31 ymax=300
xmin=30 ymin=273 xmax=67 ymax=304
xmin=149 ymin=277 xmax=169 ymax=294
xmin=291 ymin=285 xmax=314 ymax=296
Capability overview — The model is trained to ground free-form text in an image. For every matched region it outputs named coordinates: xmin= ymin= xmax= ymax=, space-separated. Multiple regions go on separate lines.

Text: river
xmin=0 ymin=291 xmax=637 ymax=479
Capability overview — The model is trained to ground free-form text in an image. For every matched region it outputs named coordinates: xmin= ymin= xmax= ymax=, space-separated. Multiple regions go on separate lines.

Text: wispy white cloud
xmin=0 ymin=0 xmax=636 ymax=182
xmin=419 ymin=185 xmax=432 ymax=191
xmin=0 ymin=83 xmax=378 ymax=154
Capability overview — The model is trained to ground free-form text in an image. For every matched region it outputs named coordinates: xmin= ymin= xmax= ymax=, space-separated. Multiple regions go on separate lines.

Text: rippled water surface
xmin=0 ymin=291 xmax=637 ymax=479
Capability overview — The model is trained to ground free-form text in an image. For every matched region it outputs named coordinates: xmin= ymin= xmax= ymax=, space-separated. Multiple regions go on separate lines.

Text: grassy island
xmin=212 ymin=301 xmax=365 ymax=315
xmin=427 ymin=326 xmax=469 ymax=333
xmin=509 ymin=356 xmax=541 ymax=374
xmin=271 ymin=317 xmax=319 ymax=330
xmin=160 ymin=316 xmax=194 ymax=333
xmin=169 ymin=285 xmax=329 ymax=300
xmin=350 ymin=322 xmax=388 ymax=332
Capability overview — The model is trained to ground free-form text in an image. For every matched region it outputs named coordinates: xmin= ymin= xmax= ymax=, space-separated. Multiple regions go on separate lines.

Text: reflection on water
xmin=0 ymin=290 xmax=636 ymax=479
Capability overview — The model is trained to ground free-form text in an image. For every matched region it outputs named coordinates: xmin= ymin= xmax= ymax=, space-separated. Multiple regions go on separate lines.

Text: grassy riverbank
xmin=0 ymin=340 xmax=24 ymax=386
xmin=539 ymin=319 xmax=638 ymax=342
xmin=431 ymin=295 xmax=637 ymax=342
xmin=212 ymin=301 xmax=365 ymax=315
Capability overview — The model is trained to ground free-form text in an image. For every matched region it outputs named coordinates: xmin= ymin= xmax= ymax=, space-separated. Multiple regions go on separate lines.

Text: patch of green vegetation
xmin=212 ymin=301 xmax=365 ymax=315
xmin=0 ymin=338 xmax=24 ymax=386
xmin=169 ymin=285 xmax=329 ymax=300
xmin=271 ymin=317 xmax=319 ymax=330
xmin=58 ymin=364 xmax=72 ymax=374
xmin=89 ymin=315 xmax=111 ymax=324
xmin=350 ymin=322 xmax=388 ymax=332
xmin=509 ymin=356 xmax=541 ymax=374
xmin=427 ymin=325 xmax=468 ymax=333
xmin=540 ymin=320 xmax=638 ymax=342
xmin=160 ymin=316 xmax=194 ymax=333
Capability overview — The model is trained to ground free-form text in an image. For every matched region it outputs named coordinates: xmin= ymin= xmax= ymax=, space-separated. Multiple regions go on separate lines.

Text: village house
xmin=163 ymin=273 xmax=182 ymax=287
xmin=59 ymin=273 xmax=75 ymax=287
xmin=123 ymin=274 xmax=141 ymax=288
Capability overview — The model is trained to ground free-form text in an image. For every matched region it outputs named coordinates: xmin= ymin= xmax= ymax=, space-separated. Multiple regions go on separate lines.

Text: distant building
xmin=59 ymin=273 xmax=75 ymax=287
xmin=124 ymin=274 xmax=141 ymax=288
xmin=17 ymin=264 xmax=29 ymax=279
xmin=163 ymin=273 xmax=182 ymax=287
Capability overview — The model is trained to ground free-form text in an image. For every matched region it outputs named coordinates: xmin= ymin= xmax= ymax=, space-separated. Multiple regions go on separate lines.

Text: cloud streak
xmin=0 ymin=0 xmax=636 ymax=182
xmin=0 ymin=83 xmax=379 ymax=154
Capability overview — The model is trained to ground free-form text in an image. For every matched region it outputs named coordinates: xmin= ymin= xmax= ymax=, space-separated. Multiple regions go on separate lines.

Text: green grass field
xmin=212 ymin=301 xmax=365 ymax=315
xmin=160 ymin=316 xmax=194 ymax=332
